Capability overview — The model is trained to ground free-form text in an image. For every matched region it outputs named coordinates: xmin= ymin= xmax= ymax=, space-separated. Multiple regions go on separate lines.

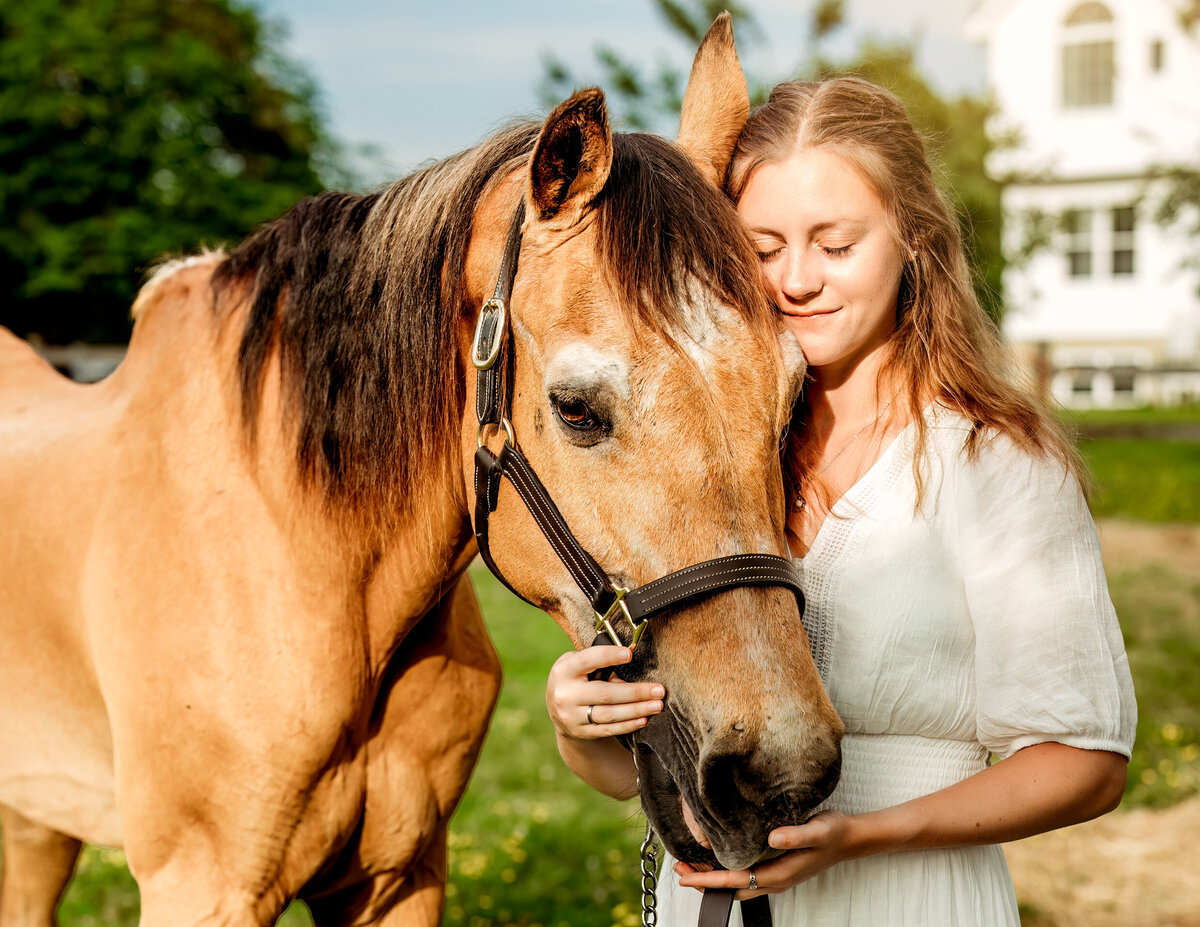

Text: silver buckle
xmin=594 ymin=584 xmax=648 ymax=650
xmin=471 ymin=297 xmax=506 ymax=370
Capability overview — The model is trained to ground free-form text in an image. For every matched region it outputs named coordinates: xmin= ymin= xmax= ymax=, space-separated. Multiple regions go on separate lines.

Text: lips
xmin=786 ymin=306 xmax=840 ymax=319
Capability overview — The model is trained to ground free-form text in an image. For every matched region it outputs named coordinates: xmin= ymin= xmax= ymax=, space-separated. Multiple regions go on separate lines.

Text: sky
xmin=249 ymin=0 xmax=987 ymax=185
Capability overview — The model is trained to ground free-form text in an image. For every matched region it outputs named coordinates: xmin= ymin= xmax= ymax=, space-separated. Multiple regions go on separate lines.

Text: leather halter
xmin=470 ymin=201 xmax=792 ymax=927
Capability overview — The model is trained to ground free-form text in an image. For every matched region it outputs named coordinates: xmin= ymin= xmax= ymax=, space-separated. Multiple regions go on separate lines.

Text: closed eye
xmin=756 ymin=248 xmax=783 ymax=263
xmin=821 ymin=244 xmax=853 ymax=257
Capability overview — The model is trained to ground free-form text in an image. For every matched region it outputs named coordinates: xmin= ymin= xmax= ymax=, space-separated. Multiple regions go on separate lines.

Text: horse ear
xmin=529 ymin=88 xmax=612 ymax=226
xmin=676 ymin=12 xmax=749 ymax=188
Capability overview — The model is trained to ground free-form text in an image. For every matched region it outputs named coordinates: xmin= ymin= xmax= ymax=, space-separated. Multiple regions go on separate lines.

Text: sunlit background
xmin=1 ymin=1 xmax=1198 ymax=925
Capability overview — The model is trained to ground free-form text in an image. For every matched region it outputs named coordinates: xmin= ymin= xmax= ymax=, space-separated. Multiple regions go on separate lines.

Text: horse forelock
xmin=594 ymin=133 xmax=776 ymax=355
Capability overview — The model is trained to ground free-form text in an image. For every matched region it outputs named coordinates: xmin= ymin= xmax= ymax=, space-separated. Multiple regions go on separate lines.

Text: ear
xmin=529 ymin=88 xmax=613 ymax=227
xmin=676 ymin=12 xmax=749 ymax=188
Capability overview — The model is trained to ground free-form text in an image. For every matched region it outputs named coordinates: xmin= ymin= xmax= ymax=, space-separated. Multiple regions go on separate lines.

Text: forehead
xmin=738 ymin=147 xmax=886 ymax=232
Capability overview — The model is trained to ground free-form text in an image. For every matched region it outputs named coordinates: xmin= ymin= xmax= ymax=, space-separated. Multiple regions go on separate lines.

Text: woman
xmin=544 ymin=77 xmax=1136 ymax=925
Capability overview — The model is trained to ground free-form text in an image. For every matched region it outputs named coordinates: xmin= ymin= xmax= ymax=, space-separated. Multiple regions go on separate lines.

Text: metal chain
xmin=640 ymin=820 xmax=659 ymax=927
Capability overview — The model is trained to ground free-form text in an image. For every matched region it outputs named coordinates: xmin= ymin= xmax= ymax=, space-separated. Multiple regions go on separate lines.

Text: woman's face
xmin=737 ymin=146 xmax=904 ymax=376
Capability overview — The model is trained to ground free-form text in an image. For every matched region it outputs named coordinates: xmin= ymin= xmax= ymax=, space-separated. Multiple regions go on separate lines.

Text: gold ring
xmin=587 ymin=704 xmax=597 ymax=725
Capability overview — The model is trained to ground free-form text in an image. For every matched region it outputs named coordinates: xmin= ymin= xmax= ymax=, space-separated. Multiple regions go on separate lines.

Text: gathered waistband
xmin=819 ymin=733 xmax=990 ymax=816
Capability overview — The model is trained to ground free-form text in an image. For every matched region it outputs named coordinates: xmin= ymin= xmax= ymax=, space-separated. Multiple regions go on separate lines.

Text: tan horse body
xmin=0 ymin=261 xmax=497 ymax=924
xmin=0 ymin=18 xmax=841 ymax=926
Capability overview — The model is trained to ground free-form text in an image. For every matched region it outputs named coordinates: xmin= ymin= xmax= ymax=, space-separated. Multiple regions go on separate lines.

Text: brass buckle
xmin=594 ymin=584 xmax=648 ymax=650
xmin=471 ymin=297 xmax=506 ymax=370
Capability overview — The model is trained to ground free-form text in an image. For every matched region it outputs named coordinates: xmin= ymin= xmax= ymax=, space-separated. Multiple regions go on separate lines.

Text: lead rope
xmin=641 ymin=821 xmax=659 ymax=927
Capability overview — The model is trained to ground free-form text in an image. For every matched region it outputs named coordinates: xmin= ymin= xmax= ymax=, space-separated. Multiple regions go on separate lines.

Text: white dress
xmin=656 ymin=404 xmax=1137 ymax=926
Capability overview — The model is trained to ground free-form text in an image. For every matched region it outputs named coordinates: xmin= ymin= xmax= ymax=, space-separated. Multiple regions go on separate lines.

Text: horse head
xmin=460 ymin=16 xmax=843 ymax=870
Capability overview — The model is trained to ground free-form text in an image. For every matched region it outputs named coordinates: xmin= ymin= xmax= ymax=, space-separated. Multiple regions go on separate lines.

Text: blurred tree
xmin=539 ymin=0 xmax=1005 ymax=323
xmin=0 ymin=0 xmax=341 ymax=343
xmin=1153 ymin=166 xmax=1200 ymax=295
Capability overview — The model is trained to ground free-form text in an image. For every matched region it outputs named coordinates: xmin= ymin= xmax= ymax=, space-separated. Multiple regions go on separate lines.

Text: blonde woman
xmin=546 ymin=78 xmax=1136 ymax=925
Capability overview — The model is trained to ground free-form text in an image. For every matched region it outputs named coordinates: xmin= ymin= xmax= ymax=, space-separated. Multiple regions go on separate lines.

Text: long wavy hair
xmin=726 ymin=77 xmax=1085 ymax=509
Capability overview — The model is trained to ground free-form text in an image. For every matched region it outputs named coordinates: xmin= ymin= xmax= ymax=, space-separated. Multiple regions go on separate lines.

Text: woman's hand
xmin=674 ymin=811 xmax=859 ymax=899
xmin=672 ymin=742 xmax=1129 ymax=898
xmin=545 ymin=645 xmax=665 ymax=740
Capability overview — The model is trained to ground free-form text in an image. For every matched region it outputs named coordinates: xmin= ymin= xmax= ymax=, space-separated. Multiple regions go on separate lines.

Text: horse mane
xmin=211 ymin=121 xmax=772 ymax=517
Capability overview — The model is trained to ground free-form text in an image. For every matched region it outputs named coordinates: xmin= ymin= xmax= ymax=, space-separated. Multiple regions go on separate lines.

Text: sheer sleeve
xmin=952 ymin=433 xmax=1136 ymax=760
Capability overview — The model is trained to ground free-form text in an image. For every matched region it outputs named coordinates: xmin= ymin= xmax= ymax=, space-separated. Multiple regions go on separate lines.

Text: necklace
xmin=794 ymin=401 xmax=893 ymax=512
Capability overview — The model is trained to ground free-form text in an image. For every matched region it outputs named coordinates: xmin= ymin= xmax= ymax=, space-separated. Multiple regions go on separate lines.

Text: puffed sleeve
xmin=952 ymin=432 xmax=1136 ymax=760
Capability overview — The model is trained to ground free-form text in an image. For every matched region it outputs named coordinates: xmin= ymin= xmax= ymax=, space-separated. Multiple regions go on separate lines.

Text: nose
xmin=698 ymin=726 xmax=842 ymax=828
xmin=779 ymin=245 xmax=822 ymax=304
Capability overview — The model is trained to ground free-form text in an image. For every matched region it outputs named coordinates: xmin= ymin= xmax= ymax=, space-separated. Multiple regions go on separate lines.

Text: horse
xmin=0 ymin=17 xmax=842 ymax=927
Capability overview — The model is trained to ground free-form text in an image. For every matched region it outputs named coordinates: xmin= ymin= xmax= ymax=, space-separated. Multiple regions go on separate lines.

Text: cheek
xmin=759 ymin=263 xmax=785 ymax=302
xmin=839 ymin=253 xmax=901 ymax=307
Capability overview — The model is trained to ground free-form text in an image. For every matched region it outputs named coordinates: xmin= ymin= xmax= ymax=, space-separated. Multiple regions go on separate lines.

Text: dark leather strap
xmin=474 ymin=441 xmax=616 ymax=613
xmin=475 ymin=202 xmax=525 ymax=426
xmin=474 ymin=440 xmax=805 ymax=634
xmin=699 ymin=890 xmax=735 ymax=927
xmin=699 ymin=890 xmax=772 ymax=927
xmin=624 ymin=553 xmax=803 ymax=621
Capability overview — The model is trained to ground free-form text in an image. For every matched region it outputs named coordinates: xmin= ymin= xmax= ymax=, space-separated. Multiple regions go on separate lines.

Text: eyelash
xmin=755 ymin=244 xmax=854 ymax=263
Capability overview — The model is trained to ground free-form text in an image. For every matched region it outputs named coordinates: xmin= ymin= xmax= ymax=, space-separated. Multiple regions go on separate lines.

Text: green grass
xmin=1109 ymin=562 xmax=1200 ymax=808
xmin=441 ymin=566 xmax=646 ymax=927
xmin=1078 ymin=439 xmax=1200 ymax=522
xmin=1062 ymin=404 xmax=1200 ymax=429
xmin=1055 ymin=405 xmax=1200 ymax=522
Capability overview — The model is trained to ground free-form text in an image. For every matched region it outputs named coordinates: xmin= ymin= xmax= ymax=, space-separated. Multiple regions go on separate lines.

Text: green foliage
xmin=538 ymin=0 xmax=1005 ymax=323
xmin=539 ymin=1 xmax=761 ymax=132
xmin=0 ymin=0 xmax=338 ymax=343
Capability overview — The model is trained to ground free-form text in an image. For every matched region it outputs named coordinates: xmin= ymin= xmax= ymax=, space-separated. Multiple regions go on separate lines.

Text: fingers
xmin=767 ymin=811 xmax=835 ymax=850
xmin=673 ymin=864 xmax=764 ymax=898
xmin=556 ymin=645 xmax=631 ymax=675
xmin=584 ymin=699 xmax=664 ymax=726
xmin=545 ymin=645 xmax=666 ymax=740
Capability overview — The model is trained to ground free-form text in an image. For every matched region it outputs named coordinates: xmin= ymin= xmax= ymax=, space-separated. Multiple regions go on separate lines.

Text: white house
xmin=965 ymin=0 xmax=1200 ymax=406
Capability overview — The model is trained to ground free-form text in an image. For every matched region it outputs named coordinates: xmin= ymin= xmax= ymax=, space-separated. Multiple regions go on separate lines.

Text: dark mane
xmin=212 ymin=123 xmax=772 ymax=515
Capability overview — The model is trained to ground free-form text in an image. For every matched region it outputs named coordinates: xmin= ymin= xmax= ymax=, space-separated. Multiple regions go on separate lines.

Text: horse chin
xmin=633 ymin=737 xmax=774 ymax=871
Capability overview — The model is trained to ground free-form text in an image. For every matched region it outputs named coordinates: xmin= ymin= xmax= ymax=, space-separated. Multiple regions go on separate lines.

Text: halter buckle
xmin=471 ymin=297 xmax=506 ymax=370
xmin=594 ymin=584 xmax=648 ymax=651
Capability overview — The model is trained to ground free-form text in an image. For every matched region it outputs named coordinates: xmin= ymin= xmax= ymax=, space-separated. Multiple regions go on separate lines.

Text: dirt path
xmin=1006 ymin=795 xmax=1200 ymax=926
xmin=1004 ymin=519 xmax=1200 ymax=926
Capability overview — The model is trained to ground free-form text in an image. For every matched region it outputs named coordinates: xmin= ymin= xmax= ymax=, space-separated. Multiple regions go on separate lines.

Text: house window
xmin=1112 ymin=206 xmax=1136 ymax=276
xmin=1064 ymin=209 xmax=1093 ymax=278
xmin=1150 ymin=38 xmax=1165 ymax=73
xmin=1062 ymin=3 xmax=1115 ymax=108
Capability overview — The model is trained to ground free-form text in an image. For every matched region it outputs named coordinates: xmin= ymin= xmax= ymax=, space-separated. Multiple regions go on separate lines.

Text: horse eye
xmin=554 ymin=396 xmax=594 ymax=430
